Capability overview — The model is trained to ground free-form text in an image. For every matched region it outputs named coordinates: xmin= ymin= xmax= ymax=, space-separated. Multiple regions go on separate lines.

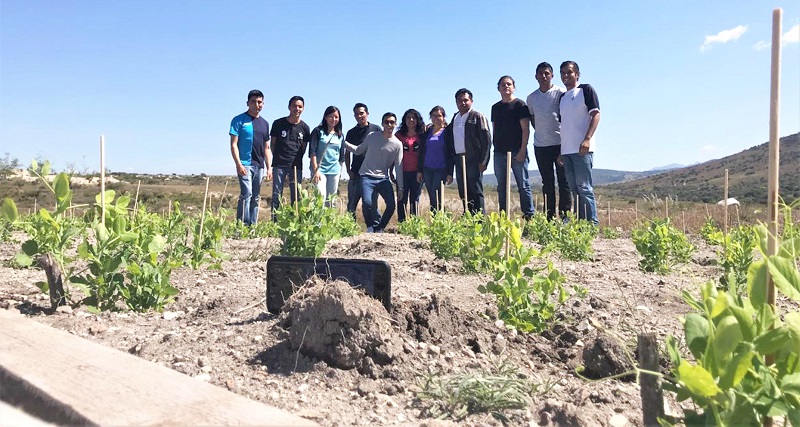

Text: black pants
xmin=397 ymin=171 xmax=422 ymax=222
xmin=534 ymin=145 xmax=571 ymax=220
xmin=454 ymin=156 xmax=484 ymax=215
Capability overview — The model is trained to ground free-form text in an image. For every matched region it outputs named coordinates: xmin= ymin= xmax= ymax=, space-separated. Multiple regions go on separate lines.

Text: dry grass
xmin=4 ymin=174 xmax=796 ymax=235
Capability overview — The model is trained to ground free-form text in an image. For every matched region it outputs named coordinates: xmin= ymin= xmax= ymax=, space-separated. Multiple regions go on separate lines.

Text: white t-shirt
xmin=526 ymin=85 xmax=566 ymax=148
xmin=453 ymin=110 xmax=470 ymax=154
xmin=558 ymin=84 xmax=600 ymax=155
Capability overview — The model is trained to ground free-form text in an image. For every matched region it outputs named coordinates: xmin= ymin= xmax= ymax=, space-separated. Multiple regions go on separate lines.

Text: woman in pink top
xmin=395 ymin=109 xmax=424 ymax=222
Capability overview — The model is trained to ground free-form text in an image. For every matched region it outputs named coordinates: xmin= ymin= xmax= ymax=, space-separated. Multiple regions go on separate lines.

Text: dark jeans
xmin=361 ymin=175 xmax=395 ymax=232
xmin=423 ymin=167 xmax=448 ymax=211
xmin=397 ymin=171 xmax=422 ymax=222
xmin=271 ymin=166 xmax=302 ymax=220
xmin=494 ymin=150 xmax=534 ymax=218
xmin=454 ymin=156 xmax=484 ymax=215
xmin=346 ymin=174 xmax=362 ymax=218
xmin=534 ymin=145 xmax=571 ymax=220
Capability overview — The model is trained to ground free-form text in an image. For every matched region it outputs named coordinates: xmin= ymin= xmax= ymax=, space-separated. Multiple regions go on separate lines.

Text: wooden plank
xmin=0 ymin=310 xmax=318 ymax=426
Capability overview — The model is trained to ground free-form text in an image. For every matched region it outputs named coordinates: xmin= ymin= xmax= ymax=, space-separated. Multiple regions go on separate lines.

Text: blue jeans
xmin=423 ymin=167 xmax=448 ymax=211
xmin=562 ymin=153 xmax=598 ymax=225
xmin=346 ymin=174 xmax=362 ymax=218
xmin=271 ymin=166 xmax=302 ymax=220
xmin=237 ymin=164 xmax=265 ymax=226
xmin=361 ymin=175 xmax=395 ymax=232
xmin=397 ymin=171 xmax=422 ymax=222
xmin=494 ymin=150 xmax=534 ymax=218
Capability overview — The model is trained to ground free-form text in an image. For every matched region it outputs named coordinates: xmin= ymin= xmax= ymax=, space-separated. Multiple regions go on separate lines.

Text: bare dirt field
xmin=0 ymin=232 xmax=723 ymax=426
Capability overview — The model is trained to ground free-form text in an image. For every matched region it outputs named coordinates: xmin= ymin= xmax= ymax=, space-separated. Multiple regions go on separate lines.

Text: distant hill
xmin=484 ymin=167 xmax=666 ymax=188
xmin=600 ymin=133 xmax=799 ymax=204
xmin=649 ymin=163 xmax=684 ymax=171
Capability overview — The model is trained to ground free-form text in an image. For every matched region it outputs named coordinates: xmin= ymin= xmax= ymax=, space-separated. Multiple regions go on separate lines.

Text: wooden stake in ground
xmin=608 ymin=201 xmax=612 ymax=227
xmin=765 ymin=8 xmax=783 ymax=372
xmin=461 ymin=155 xmax=468 ymax=214
xmin=198 ymin=177 xmax=210 ymax=246
xmin=100 ymin=135 xmax=106 ymax=225
xmin=723 ymin=169 xmax=729 ymax=239
xmin=218 ymin=179 xmax=228 ymax=212
xmin=439 ymin=181 xmax=444 ymax=212
xmin=133 ymin=180 xmax=141 ymax=221
xmin=637 ymin=333 xmax=664 ymax=426
xmin=665 ymin=197 xmax=669 ymax=220
xmin=505 ymin=152 xmax=511 ymax=217
xmin=293 ymin=166 xmax=299 ymax=214
xmin=634 ymin=200 xmax=639 ymax=223
xmin=33 ymin=198 xmax=37 ymax=213
xmin=683 ymin=211 xmax=686 ymax=234
xmin=168 ymin=200 xmax=172 ymax=216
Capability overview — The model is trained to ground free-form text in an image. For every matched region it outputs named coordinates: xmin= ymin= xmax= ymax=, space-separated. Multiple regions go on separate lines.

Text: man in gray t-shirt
xmin=526 ymin=61 xmax=571 ymax=220
xmin=343 ymin=112 xmax=403 ymax=233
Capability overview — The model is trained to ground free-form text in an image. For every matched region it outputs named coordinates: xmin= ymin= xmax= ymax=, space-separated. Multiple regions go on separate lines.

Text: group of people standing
xmin=229 ymin=60 xmax=601 ymax=232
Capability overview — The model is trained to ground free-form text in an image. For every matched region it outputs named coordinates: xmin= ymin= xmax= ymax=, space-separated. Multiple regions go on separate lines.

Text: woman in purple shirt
xmin=417 ymin=106 xmax=452 ymax=211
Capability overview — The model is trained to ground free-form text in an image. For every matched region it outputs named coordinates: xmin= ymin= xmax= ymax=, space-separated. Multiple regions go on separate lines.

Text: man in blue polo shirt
xmin=229 ymin=89 xmax=271 ymax=226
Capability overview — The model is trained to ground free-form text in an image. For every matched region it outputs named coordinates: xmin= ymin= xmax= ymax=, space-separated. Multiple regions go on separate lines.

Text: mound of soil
xmin=279 ymin=278 xmax=403 ymax=371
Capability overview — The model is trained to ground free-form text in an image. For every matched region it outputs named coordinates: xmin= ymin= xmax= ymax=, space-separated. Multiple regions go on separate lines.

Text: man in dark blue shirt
xmin=229 ymin=89 xmax=270 ymax=225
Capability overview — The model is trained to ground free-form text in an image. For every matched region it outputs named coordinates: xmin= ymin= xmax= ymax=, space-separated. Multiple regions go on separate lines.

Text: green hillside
xmin=600 ymin=133 xmax=800 ymax=204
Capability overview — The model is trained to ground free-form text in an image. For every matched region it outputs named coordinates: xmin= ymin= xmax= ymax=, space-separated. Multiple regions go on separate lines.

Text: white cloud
xmin=700 ymin=25 xmax=748 ymax=52
xmin=701 ymin=145 xmax=716 ymax=152
xmin=751 ymin=24 xmax=800 ymax=50
xmin=783 ymin=24 xmax=799 ymax=46
xmin=753 ymin=40 xmax=771 ymax=51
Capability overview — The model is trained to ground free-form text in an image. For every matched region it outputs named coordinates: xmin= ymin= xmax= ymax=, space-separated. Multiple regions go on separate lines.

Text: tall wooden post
xmin=100 ymin=135 xmax=106 ymax=225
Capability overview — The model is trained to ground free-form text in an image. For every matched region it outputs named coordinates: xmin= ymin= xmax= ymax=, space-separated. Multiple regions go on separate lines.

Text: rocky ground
xmin=0 ymin=232 xmax=723 ymax=426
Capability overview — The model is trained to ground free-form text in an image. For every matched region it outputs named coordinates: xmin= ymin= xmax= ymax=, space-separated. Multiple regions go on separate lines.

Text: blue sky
xmin=1 ymin=1 xmax=798 ymax=176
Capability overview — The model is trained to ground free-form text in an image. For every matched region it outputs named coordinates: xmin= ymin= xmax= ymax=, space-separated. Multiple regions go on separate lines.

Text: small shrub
xmin=600 ymin=226 xmax=620 ymax=239
xmin=274 ymin=188 xmax=353 ymax=257
xmin=553 ymin=215 xmax=596 ymax=261
xmin=397 ymin=215 xmax=428 ymax=239
xmin=632 ymin=218 xmax=695 ymax=274
xmin=718 ymin=225 xmax=757 ymax=290
xmin=429 ymin=210 xmax=461 ymax=260
xmin=700 ymin=216 xmax=723 ymax=246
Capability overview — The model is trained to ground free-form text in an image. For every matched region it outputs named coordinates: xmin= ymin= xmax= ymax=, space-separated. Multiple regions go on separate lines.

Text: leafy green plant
xmin=274 ymin=188 xmax=353 ymax=257
xmin=600 ymin=226 xmax=620 ymax=239
xmin=718 ymin=225 xmax=757 ymax=290
xmin=700 ymin=216 xmax=724 ymax=246
xmin=459 ymin=212 xmax=512 ymax=273
xmin=632 ymin=218 xmax=695 ymax=274
xmin=523 ymin=212 xmax=558 ymax=248
xmin=398 ymin=214 xmax=428 ymax=239
xmin=663 ymin=218 xmax=800 ymax=425
xmin=123 ymin=233 xmax=179 ymax=312
xmin=428 ymin=210 xmax=462 ymax=260
xmin=2 ymin=162 xmax=86 ymax=308
xmin=415 ymin=358 xmax=539 ymax=422
xmin=477 ymin=217 xmax=573 ymax=333
xmin=553 ymin=214 xmax=596 ymax=261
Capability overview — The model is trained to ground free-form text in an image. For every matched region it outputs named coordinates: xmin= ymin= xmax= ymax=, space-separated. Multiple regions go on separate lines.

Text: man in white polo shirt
xmin=527 ymin=62 xmax=571 ymax=221
xmin=558 ymin=60 xmax=600 ymax=225
xmin=444 ymin=88 xmax=492 ymax=214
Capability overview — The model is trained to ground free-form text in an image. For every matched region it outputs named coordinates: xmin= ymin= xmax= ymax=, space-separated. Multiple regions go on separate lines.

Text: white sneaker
xmin=366 ymin=226 xmax=374 ymax=233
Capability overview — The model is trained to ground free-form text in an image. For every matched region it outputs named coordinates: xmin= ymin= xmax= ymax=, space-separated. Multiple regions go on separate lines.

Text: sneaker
xmin=366 ymin=226 xmax=374 ymax=233
xmin=374 ymin=228 xmax=384 ymax=234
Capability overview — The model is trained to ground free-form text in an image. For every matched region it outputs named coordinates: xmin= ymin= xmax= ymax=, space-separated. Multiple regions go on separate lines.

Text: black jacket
xmin=444 ymin=110 xmax=492 ymax=175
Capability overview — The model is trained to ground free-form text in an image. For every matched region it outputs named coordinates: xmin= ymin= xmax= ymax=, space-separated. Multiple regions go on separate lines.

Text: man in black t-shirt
xmin=270 ymin=96 xmax=311 ymax=219
xmin=491 ymin=76 xmax=534 ymax=219
xmin=344 ymin=103 xmax=381 ymax=217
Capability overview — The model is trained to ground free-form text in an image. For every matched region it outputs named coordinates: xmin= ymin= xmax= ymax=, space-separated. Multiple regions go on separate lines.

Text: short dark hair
xmin=353 ymin=103 xmax=368 ymax=113
xmin=535 ymin=62 xmax=553 ymax=74
xmin=560 ymin=61 xmax=580 ymax=74
xmin=247 ymin=89 xmax=263 ymax=101
xmin=288 ymin=96 xmax=305 ymax=107
xmin=497 ymin=75 xmax=515 ymax=88
xmin=381 ymin=112 xmax=396 ymax=123
xmin=455 ymin=88 xmax=473 ymax=101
